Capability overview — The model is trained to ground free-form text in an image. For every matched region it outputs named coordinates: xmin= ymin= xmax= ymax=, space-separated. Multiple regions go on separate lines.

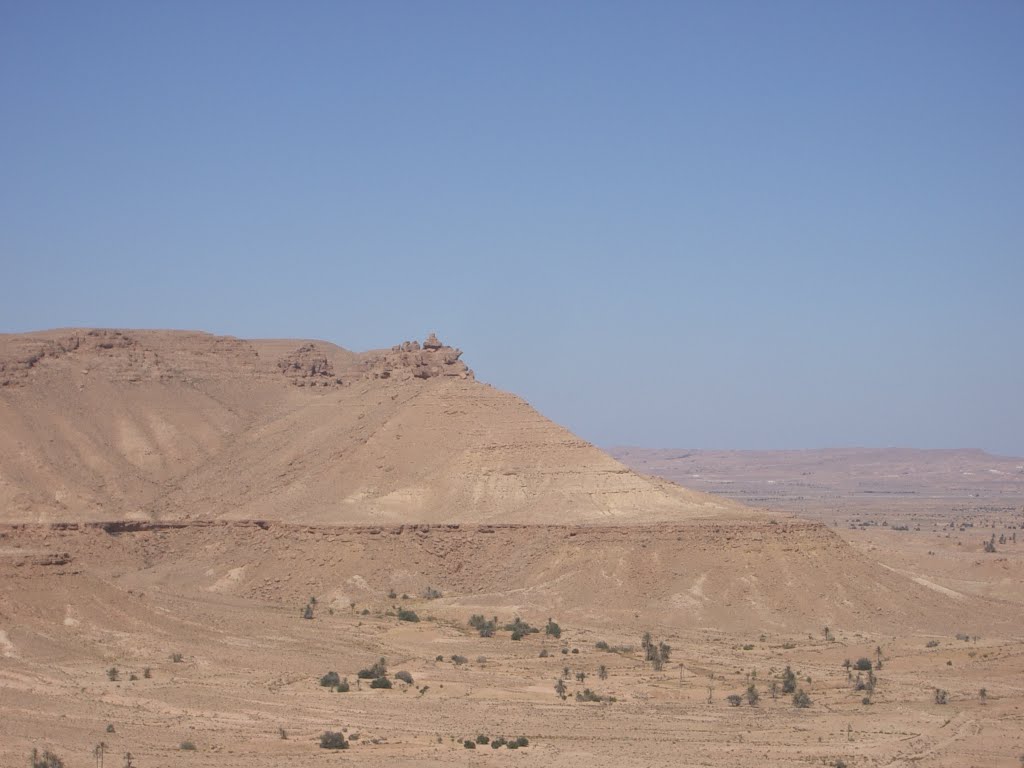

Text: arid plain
xmin=2 ymin=330 xmax=1022 ymax=767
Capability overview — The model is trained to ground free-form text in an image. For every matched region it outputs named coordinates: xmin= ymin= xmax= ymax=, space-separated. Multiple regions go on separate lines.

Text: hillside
xmin=0 ymin=329 xmax=743 ymax=524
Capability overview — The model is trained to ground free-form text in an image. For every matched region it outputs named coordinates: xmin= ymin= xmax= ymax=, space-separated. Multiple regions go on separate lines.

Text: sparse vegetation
xmin=370 ymin=676 xmax=392 ymax=689
xmin=179 ymin=740 xmax=196 ymax=751
xmin=505 ymin=616 xmax=540 ymax=640
xmin=934 ymin=688 xmax=949 ymax=704
xmin=358 ymin=657 xmax=388 ymax=679
xmin=727 ymin=694 xmax=743 ymax=706
xmin=854 ymin=657 xmax=873 ymax=671
xmin=171 ymin=652 xmax=184 ymax=663
xmin=397 ymin=607 xmax=420 ymax=622
xmin=320 ymin=671 xmax=341 ymax=687
xmin=395 ymin=670 xmax=414 ymax=684
xmin=30 ymin=749 xmax=65 ymax=768
xmin=641 ymin=632 xmax=671 ymax=671
xmin=793 ymin=689 xmax=812 ymax=708
xmin=545 ymin=618 xmax=562 ymax=638
xmin=319 ymin=731 xmax=349 ymax=749
xmin=107 ymin=667 xmax=119 ymax=681
xmin=469 ymin=614 xmax=498 ymax=637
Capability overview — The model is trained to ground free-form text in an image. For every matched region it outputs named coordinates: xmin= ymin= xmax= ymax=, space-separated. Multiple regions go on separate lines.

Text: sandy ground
xmin=2 ymin=519 xmax=1022 ymax=768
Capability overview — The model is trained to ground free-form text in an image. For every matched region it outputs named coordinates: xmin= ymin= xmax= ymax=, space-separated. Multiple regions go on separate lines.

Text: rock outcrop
xmin=363 ymin=334 xmax=473 ymax=381
xmin=277 ymin=343 xmax=342 ymax=387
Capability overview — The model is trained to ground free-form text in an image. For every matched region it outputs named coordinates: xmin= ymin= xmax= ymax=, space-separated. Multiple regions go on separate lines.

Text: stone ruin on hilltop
xmin=366 ymin=332 xmax=474 ymax=381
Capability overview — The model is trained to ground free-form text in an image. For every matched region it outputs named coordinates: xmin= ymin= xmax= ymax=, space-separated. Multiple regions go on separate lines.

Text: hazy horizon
xmin=2 ymin=2 xmax=1022 ymax=455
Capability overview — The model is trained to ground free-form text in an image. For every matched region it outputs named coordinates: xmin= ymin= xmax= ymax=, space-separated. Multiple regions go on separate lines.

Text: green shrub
xmin=179 ymin=741 xmax=196 ymax=751
xmin=469 ymin=615 xmax=497 ymax=637
xmin=370 ymin=676 xmax=392 ymax=689
xmin=395 ymin=670 xmax=414 ymax=684
xmin=398 ymin=608 xmax=420 ymax=622
xmin=514 ymin=736 xmax=529 ymax=747
xmin=319 ymin=731 xmax=348 ymax=749
xmin=336 ymin=678 xmax=350 ymax=692
xmin=476 ymin=734 xmax=489 ymax=745
xmin=595 ymin=640 xmax=609 ymax=650
xmin=793 ymin=689 xmax=812 ymax=708
xmin=854 ymin=658 xmax=873 ymax=671
xmin=545 ymin=619 xmax=562 ymax=639
xmin=106 ymin=667 xmax=119 ymax=681
xmin=727 ymin=694 xmax=743 ymax=706
xmin=320 ymin=671 xmax=341 ymax=688
xmin=451 ymin=655 xmax=468 ymax=665
xmin=463 ymin=739 xmax=476 ymax=749
xmin=491 ymin=737 xmax=507 ymax=749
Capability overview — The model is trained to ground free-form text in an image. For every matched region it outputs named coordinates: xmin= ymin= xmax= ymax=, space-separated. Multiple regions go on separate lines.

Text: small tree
xmin=598 ymin=664 xmax=608 ymax=680
xmin=793 ymin=689 xmax=812 ymax=708
xmin=934 ymin=688 xmax=948 ymax=704
xmin=726 ymin=694 xmax=743 ymax=706
xmin=545 ymin=619 xmax=562 ymax=639
xmin=554 ymin=679 xmax=567 ymax=699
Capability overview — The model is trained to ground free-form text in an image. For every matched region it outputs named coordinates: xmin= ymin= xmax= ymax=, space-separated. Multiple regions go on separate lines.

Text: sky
xmin=1 ymin=1 xmax=1022 ymax=455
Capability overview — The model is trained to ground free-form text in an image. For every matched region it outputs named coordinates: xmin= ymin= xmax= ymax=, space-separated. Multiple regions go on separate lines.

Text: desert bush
xmin=30 ymin=749 xmax=65 ymax=768
xmin=926 ymin=640 xmax=940 ymax=648
xmin=387 ymin=589 xmax=397 ymax=599
xmin=179 ymin=741 xmax=196 ymax=751
xmin=397 ymin=608 xmax=420 ymax=622
xmin=278 ymin=727 xmax=288 ymax=739
xmin=106 ymin=667 xmax=119 ymax=681
xmin=514 ymin=736 xmax=529 ymax=747
xmin=576 ymin=688 xmax=615 ymax=703
xmin=742 ymin=644 xmax=754 ymax=650
xmin=105 ymin=724 xmax=115 ymax=733
xmin=171 ymin=652 xmax=184 ymax=663
xmin=854 ymin=658 xmax=872 ymax=671
xmin=746 ymin=684 xmax=760 ymax=706
xmin=538 ymin=648 xmax=549 ymax=658
xmin=370 ymin=677 xmax=392 ymax=689
xmin=463 ymin=739 xmax=476 ymax=749
xmin=435 ymin=655 xmax=444 ymax=662
xmin=504 ymin=616 xmax=539 ymax=640
xmin=395 ymin=670 xmax=414 ymax=684
xmin=451 ymin=655 xmax=468 ymax=665
xmin=320 ymin=671 xmax=341 ymax=688
xmin=545 ymin=619 xmax=562 ymax=639
xmin=476 ymin=734 xmax=489 ymax=745
xmin=934 ymin=688 xmax=948 ymax=704
xmin=423 ymin=586 xmax=442 ymax=599
xmin=598 ymin=664 xmax=608 ymax=680
xmin=793 ymin=689 xmax=812 ymax=708
xmin=358 ymin=658 xmax=388 ymax=679
xmin=469 ymin=614 xmax=497 ymax=637
xmin=595 ymin=640 xmax=609 ymax=650
xmin=727 ymin=694 xmax=743 ymax=706
xmin=143 ymin=667 xmax=151 ymax=679
xmin=319 ymin=731 xmax=348 ymax=750
xmin=476 ymin=656 xmax=487 ymax=665
xmin=781 ymin=666 xmax=797 ymax=694
xmin=302 ymin=603 xmax=314 ymax=620
xmin=491 ymin=737 xmax=507 ymax=749
xmin=336 ymin=677 xmax=350 ymax=692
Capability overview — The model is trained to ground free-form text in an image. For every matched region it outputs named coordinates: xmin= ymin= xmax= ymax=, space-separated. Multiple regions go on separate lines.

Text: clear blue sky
xmin=2 ymin=2 xmax=1022 ymax=455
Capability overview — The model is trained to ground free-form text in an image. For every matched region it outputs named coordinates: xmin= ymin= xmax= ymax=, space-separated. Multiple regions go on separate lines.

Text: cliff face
xmin=0 ymin=329 xmax=745 ymax=525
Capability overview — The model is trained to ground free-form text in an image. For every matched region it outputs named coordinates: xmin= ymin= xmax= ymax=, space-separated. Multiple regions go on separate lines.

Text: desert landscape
xmin=2 ymin=329 xmax=1022 ymax=768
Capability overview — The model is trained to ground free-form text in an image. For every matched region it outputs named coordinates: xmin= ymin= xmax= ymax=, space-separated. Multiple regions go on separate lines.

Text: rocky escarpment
xmin=361 ymin=333 xmax=473 ymax=381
